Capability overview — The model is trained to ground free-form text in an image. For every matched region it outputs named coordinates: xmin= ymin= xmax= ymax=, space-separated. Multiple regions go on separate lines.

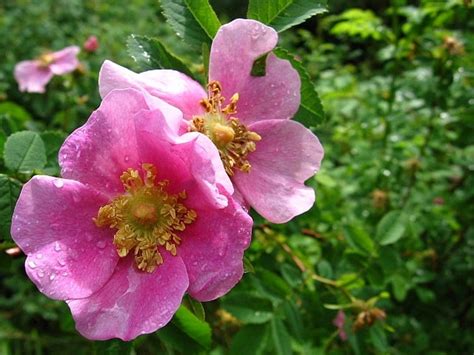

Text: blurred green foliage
xmin=1 ymin=0 xmax=473 ymax=354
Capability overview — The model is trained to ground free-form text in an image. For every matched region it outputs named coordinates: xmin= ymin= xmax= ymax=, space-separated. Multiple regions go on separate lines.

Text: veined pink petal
xmin=11 ymin=176 xmax=118 ymax=300
xmin=135 ymin=110 xmax=233 ymax=209
xmin=50 ymin=46 xmax=80 ymax=75
xmin=233 ymin=119 xmax=324 ymax=223
xmin=209 ymin=19 xmax=300 ymax=125
xmin=67 ymin=254 xmax=188 ymax=341
xmin=59 ymin=89 xmax=183 ymax=196
xmin=14 ymin=60 xmax=53 ymax=93
xmin=99 ymin=60 xmax=206 ymax=119
xmin=179 ymin=192 xmax=252 ymax=301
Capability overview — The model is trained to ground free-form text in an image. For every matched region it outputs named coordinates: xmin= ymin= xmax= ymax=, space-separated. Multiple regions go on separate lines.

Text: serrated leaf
xmin=274 ymin=48 xmax=325 ymax=126
xmin=376 ymin=210 xmax=408 ymax=245
xmin=40 ymin=131 xmax=66 ymax=176
xmin=173 ymin=305 xmax=211 ymax=349
xmin=270 ymin=318 xmax=292 ymax=355
xmin=160 ymin=0 xmax=221 ymax=49
xmin=0 ymin=175 xmax=22 ymax=239
xmin=127 ymin=35 xmax=193 ymax=76
xmin=222 ymin=292 xmax=274 ymax=324
xmin=247 ymin=0 xmax=328 ymax=32
xmin=4 ymin=131 xmax=46 ymax=173
xmin=230 ymin=324 xmax=269 ymax=355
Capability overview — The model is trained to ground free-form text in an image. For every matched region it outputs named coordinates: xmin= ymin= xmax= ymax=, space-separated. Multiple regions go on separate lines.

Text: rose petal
xmin=99 ymin=60 xmax=206 ymax=119
xmin=14 ymin=60 xmax=53 ymax=93
xmin=179 ymin=194 xmax=252 ymax=301
xmin=209 ymin=19 xmax=300 ymax=124
xmin=11 ymin=176 xmax=118 ymax=300
xmin=50 ymin=46 xmax=80 ymax=75
xmin=135 ymin=111 xmax=233 ymax=209
xmin=233 ymin=119 xmax=324 ymax=223
xmin=67 ymin=254 xmax=188 ymax=341
xmin=59 ymin=88 xmax=183 ymax=196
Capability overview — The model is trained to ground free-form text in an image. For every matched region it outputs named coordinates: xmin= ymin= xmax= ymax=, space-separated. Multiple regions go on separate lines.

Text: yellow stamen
xmin=190 ymin=81 xmax=261 ymax=176
xmin=38 ymin=53 xmax=55 ymax=68
xmin=94 ymin=163 xmax=197 ymax=273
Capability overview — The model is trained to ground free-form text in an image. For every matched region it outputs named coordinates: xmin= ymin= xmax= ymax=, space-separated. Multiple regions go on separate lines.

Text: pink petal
xmin=233 ymin=119 xmax=324 ymax=223
xmin=99 ymin=60 xmax=206 ymax=119
xmin=179 ymin=193 xmax=252 ymax=301
xmin=11 ymin=176 xmax=119 ymax=300
xmin=59 ymin=88 xmax=183 ymax=196
xmin=50 ymin=46 xmax=80 ymax=75
xmin=14 ymin=60 xmax=53 ymax=93
xmin=134 ymin=111 xmax=233 ymax=209
xmin=67 ymin=254 xmax=188 ymax=341
xmin=209 ymin=19 xmax=300 ymax=124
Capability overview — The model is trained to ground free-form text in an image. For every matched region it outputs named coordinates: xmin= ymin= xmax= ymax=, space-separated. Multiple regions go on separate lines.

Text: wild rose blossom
xmin=11 ymin=88 xmax=252 ymax=340
xmin=14 ymin=46 xmax=80 ymax=93
xmin=83 ymin=35 xmax=99 ymax=53
xmin=99 ymin=19 xmax=324 ymax=223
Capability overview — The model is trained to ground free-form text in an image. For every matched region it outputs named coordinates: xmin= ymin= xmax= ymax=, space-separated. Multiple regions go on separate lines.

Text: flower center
xmin=37 ymin=53 xmax=55 ymax=68
xmin=94 ymin=163 xmax=197 ymax=273
xmin=189 ymin=81 xmax=261 ymax=176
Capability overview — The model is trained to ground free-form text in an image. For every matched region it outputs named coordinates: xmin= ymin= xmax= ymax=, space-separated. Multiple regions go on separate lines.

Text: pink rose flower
xmin=333 ymin=310 xmax=348 ymax=341
xmin=98 ymin=19 xmax=324 ymax=223
xmin=11 ymin=88 xmax=252 ymax=340
xmin=14 ymin=46 xmax=80 ymax=93
xmin=83 ymin=35 xmax=99 ymax=53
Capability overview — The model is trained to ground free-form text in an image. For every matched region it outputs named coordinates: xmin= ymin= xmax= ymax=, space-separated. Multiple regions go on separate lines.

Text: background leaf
xmin=222 ymin=292 xmax=274 ymax=324
xmin=376 ymin=210 xmax=408 ymax=245
xmin=4 ymin=131 xmax=46 ymax=173
xmin=247 ymin=0 xmax=328 ymax=32
xmin=160 ymin=0 xmax=221 ymax=49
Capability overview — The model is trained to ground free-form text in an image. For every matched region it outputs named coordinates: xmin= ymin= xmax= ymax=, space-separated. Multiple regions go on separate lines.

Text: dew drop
xmin=124 ymin=155 xmax=130 ymax=162
xmin=54 ymin=242 xmax=61 ymax=252
xmin=62 ymin=271 xmax=69 ymax=277
xmin=96 ymin=240 xmax=106 ymax=249
xmin=86 ymin=233 xmax=93 ymax=242
xmin=36 ymin=253 xmax=43 ymax=259
xmin=49 ymin=273 xmax=56 ymax=281
xmin=37 ymin=270 xmax=45 ymax=278
xmin=28 ymin=260 xmax=37 ymax=269
xmin=53 ymin=180 xmax=64 ymax=188
xmin=58 ymin=259 xmax=66 ymax=267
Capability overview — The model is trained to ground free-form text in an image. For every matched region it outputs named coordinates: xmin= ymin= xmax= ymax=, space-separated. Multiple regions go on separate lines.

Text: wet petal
xmin=11 ymin=176 xmax=118 ymax=300
xmin=233 ymin=119 xmax=324 ymax=223
xmin=99 ymin=60 xmax=206 ymax=119
xmin=67 ymin=254 xmax=188 ymax=341
xmin=180 ymin=194 xmax=252 ymax=301
xmin=209 ymin=19 xmax=300 ymax=124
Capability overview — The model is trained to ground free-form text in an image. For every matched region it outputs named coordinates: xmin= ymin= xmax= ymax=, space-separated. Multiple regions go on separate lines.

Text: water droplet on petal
xmin=54 ymin=242 xmax=61 ymax=252
xmin=124 ymin=155 xmax=130 ymax=162
xmin=28 ymin=260 xmax=37 ymax=269
xmin=37 ymin=270 xmax=45 ymax=278
xmin=36 ymin=253 xmax=43 ymax=259
xmin=49 ymin=273 xmax=56 ymax=281
xmin=86 ymin=233 xmax=93 ymax=242
xmin=57 ymin=259 xmax=66 ymax=267
xmin=53 ymin=180 xmax=64 ymax=188
xmin=96 ymin=240 xmax=106 ymax=249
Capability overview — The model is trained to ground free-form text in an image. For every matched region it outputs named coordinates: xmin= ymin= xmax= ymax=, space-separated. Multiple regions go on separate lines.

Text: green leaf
xmin=0 ymin=174 xmax=22 ymax=239
xmin=251 ymin=53 xmax=269 ymax=77
xmin=173 ymin=305 xmax=212 ymax=349
xmin=157 ymin=323 xmax=204 ymax=353
xmin=274 ymin=48 xmax=325 ymax=126
xmin=376 ymin=210 xmax=408 ymax=245
xmin=93 ymin=340 xmax=133 ymax=355
xmin=270 ymin=318 xmax=292 ymax=355
xmin=342 ymin=224 xmax=376 ymax=256
xmin=127 ymin=35 xmax=193 ymax=76
xmin=391 ymin=274 xmax=410 ymax=301
xmin=40 ymin=131 xmax=66 ymax=176
xmin=230 ymin=324 xmax=269 ymax=355
xmin=222 ymin=292 xmax=274 ymax=324
xmin=160 ymin=0 xmax=221 ymax=49
xmin=369 ymin=323 xmax=388 ymax=352
xmin=4 ymin=131 xmax=46 ymax=173
xmin=0 ymin=102 xmax=31 ymax=128
xmin=184 ymin=295 xmax=206 ymax=321
xmin=247 ymin=0 xmax=328 ymax=32
xmin=244 ymin=255 xmax=256 ymax=273
xmin=0 ymin=129 xmax=6 ymax=159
